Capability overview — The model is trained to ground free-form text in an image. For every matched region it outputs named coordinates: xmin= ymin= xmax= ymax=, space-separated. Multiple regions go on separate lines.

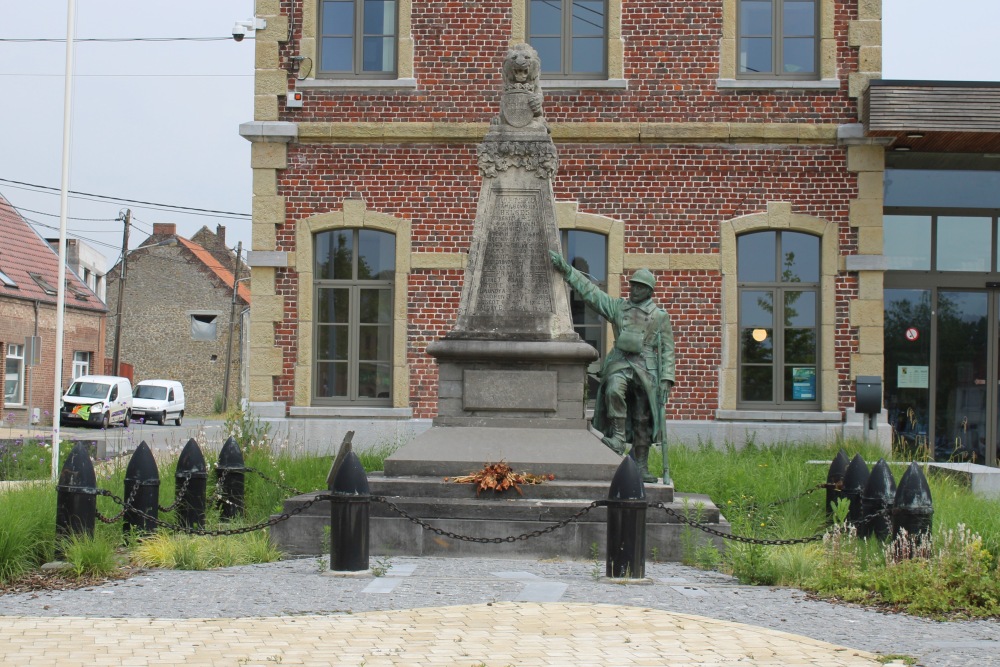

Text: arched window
xmin=737 ymin=230 xmax=819 ymax=408
xmin=313 ymin=228 xmax=395 ymax=404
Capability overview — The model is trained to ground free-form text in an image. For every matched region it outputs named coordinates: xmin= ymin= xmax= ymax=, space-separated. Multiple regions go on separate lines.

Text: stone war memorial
xmin=272 ymin=45 xmax=727 ymax=560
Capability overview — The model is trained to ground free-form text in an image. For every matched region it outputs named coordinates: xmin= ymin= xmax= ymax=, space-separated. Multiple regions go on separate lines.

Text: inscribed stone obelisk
xmin=384 ymin=44 xmax=621 ymax=480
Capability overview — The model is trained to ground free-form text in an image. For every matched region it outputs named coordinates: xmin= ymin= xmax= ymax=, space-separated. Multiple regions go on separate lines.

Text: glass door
xmin=885 ymin=287 xmax=1000 ymax=466
xmin=934 ymin=291 xmax=989 ymax=464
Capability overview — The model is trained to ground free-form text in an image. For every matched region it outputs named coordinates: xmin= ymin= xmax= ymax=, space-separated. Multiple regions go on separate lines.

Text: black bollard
xmin=842 ymin=453 xmax=869 ymax=527
xmin=175 ymin=438 xmax=208 ymax=529
xmin=859 ymin=458 xmax=896 ymax=540
xmin=825 ymin=449 xmax=849 ymax=518
xmin=215 ymin=436 xmax=246 ymax=520
xmin=605 ymin=456 xmax=647 ymax=579
xmin=56 ymin=442 xmax=98 ymax=542
xmin=329 ymin=450 xmax=370 ymax=572
xmin=123 ymin=441 xmax=160 ymax=536
xmin=892 ymin=461 xmax=933 ymax=541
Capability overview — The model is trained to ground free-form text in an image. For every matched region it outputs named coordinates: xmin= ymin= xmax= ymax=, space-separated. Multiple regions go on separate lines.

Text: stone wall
xmin=105 ymin=241 xmax=245 ymax=417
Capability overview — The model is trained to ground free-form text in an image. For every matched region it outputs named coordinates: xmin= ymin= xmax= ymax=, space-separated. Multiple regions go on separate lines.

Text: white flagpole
xmin=52 ymin=0 xmax=77 ymax=479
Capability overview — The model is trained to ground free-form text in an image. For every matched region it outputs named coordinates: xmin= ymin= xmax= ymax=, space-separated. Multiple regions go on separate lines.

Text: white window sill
xmin=716 ymin=410 xmax=843 ymax=423
xmin=296 ymin=78 xmax=417 ymax=90
xmin=289 ymin=406 xmax=414 ymax=420
xmin=542 ymin=79 xmax=629 ymax=90
xmin=717 ymin=78 xmax=841 ymax=90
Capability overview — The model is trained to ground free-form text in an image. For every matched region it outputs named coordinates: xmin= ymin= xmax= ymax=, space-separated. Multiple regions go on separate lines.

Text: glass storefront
xmin=883 ymin=167 xmax=1000 ymax=465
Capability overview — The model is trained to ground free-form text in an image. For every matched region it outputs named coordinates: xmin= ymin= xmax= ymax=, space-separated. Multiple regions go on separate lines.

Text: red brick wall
xmin=274 ymin=143 xmax=858 ymax=418
xmin=267 ymin=0 xmax=863 ymax=419
xmin=0 ymin=297 xmax=106 ymax=426
xmin=276 ymin=1 xmax=860 ymax=124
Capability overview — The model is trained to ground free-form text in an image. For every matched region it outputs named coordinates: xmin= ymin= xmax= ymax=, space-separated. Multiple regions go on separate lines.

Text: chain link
xmin=96 ymin=483 xmax=141 ymax=524
xmin=767 ymin=482 xmax=839 ymax=508
xmin=374 ymin=496 xmax=601 ymax=543
xmin=156 ymin=473 xmax=196 ymax=513
xmin=245 ymin=466 xmax=303 ymax=497
xmin=98 ymin=488 xmax=334 ymax=537
xmin=652 ymin=501 xmax=828 ymax=545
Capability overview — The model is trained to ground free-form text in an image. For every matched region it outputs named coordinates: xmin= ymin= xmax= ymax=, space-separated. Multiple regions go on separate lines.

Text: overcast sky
xmin=0 ymin=0 xmax=998 ymax=273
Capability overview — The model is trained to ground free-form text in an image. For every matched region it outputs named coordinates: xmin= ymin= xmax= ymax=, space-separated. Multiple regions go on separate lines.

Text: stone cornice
xmin=294 ymin=122 xmax=842 ymax=145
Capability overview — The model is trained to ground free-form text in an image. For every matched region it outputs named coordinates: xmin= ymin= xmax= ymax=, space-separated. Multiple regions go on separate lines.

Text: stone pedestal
xmin=384 ymin=44 xmax=618 ymax=480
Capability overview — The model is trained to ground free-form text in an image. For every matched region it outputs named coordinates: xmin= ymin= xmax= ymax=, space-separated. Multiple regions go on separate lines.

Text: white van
xmin=132 ymin=380 xmax=185 ymax=426
xmin=60 ymin=375 xmax=133 ymax=429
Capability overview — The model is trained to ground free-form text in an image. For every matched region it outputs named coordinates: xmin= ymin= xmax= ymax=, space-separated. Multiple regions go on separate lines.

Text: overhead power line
xmin=0 ymin=36 xmax=239 ymax=43
xmin=0 ymin=177 xmax=250 ymax=218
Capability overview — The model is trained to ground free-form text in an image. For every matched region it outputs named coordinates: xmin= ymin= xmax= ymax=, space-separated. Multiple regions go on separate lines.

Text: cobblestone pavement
xmin=0 ymin=557 xmax=995 ymax=666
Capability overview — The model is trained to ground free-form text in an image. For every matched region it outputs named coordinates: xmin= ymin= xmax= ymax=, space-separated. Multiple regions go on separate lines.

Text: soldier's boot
xmin=601 ymin=418 xmax=628 ymax=455
xmin=633 ymin=445 xmax=658 ymax=483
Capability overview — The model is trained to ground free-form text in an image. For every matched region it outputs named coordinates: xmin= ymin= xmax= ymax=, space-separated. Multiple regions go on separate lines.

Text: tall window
xmin=561 ymin=230 xmax=607 ymax=404
xmin=4 ymin=343 xmax=24 ymax=406
xmin=738 ymin=0 xmax=817 ymax=78
xmin=737 ymin=231 xmax=819 ymax=407
xmin=318 ymin=0 xmax=397 ymax=77
xmin=314 ymin=229 xmax=395 ymax=404
xmin=72 ymin=351 xmax=91 ymax=379
xmin=528 ymin=0 xmax=607 ymax=78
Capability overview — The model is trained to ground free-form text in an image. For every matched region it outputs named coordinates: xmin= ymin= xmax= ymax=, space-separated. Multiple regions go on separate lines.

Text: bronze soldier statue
xmin=549 ymin=250 xmax=675 ymax=483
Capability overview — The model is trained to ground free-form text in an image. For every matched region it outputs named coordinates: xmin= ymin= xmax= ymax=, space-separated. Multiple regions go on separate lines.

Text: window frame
xmin=5 ymin=343 xmax=24 ymax=407
xmin=72 ymin=351 xmax=91 ymax=380
xmin=312 ymin=228 xmax=395 ymax=406
xmin=316 ymin=0 xmax=399 ymax=79
xmin=527 ymin=0 xmax=609 ymax=79
xmin=190 ymin=313 xmax=219 ymax=341
xmin=736 ymin=0 xmax=819 ymax=80
xmin=560 ymin=229 xmax=608 ymax=406
xmin=736 ymin=230 xmax=821 ymax=409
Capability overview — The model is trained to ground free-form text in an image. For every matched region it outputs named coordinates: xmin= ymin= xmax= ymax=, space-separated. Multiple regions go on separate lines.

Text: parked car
xmin=132 ymin=379 xmax=185 ymax=426
xmin=60 ymin=375 xmax=133 ymax=429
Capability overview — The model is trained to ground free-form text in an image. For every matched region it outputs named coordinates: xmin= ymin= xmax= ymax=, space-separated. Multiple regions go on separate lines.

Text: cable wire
xmin=0 ymin=177 xmax=250 ymax=218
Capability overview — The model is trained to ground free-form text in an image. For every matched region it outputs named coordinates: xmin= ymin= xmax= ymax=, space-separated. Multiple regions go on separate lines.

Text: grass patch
xmin=664 ymin=438 xmax=1000 ymax=618
xmin=131 ymin=531 xmax=282 ymax=570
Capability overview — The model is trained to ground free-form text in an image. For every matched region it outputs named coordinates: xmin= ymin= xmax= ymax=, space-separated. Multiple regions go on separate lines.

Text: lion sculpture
xmin=498 ymin=43 xmax=544 ymax=126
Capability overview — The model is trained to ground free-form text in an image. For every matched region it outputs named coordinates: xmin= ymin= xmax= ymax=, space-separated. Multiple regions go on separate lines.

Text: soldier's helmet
xmin=628 ymin=268 xmax=656 ymax=289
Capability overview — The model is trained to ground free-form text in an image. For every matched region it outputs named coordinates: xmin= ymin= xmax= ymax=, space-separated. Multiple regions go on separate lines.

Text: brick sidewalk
xmin=0 ymin=602 xmax=892 ymax=666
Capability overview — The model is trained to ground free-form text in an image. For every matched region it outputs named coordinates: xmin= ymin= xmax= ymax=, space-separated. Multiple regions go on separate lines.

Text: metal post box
xmin=855 ymin=376 xmax=882 ymax=415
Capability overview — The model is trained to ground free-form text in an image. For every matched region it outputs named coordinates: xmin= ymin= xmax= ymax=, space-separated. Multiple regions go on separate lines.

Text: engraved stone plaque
xmin=463 ymin=370 xmax=557 ymax=411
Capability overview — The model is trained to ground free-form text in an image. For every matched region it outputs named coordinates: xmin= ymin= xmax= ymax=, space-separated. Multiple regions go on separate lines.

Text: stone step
xmin=367 ymin=473 xmax=675 ymax=503
xmin=270 ymin=488 xmax=728 ymax=562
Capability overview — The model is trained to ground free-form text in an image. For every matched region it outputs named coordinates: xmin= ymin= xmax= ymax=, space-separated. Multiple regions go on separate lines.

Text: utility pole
xmin=111 ymin=209 xmax=130 ymax=375
xmin=222 ymin=241 xmax=243 ymax=413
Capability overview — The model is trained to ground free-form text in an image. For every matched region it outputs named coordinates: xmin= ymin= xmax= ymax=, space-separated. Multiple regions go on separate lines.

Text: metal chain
xmin=96 ymin=482 xmax=141 ymax=524
xmin=767 ymin=481 xmax=840 ymax=508
xmin=653 ymin=501 xmax=827 ymax=545
xmin=245 ymin=466 xmax=303 ymax=497
xmin=374 ymin=496 xmax=601 ymax=544
xmin=98 ymin=489 xmax=334 ymax=537
xmin=158 ymin=473 xmax=195 ymax=513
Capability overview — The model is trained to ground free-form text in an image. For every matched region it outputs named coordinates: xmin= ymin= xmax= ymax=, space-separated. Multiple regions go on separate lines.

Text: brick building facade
xmin=0 ymin=195 xmax=107 ymax=426
xmin=240 ymin=0 xmax=890 ymax=446
xmin=105 ymin=224 xmax=250 ymax=417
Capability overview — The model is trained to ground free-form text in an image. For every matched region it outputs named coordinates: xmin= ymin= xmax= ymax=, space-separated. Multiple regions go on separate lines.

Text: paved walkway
xmin=0 ymin=603 xmax=883 ymax=666
xmin=1 ymin=556 xmax=989 ymax=666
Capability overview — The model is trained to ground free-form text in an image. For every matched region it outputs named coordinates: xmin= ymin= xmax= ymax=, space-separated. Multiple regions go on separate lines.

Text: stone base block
xmin=384 ymin=425 xmax=623 ymax=480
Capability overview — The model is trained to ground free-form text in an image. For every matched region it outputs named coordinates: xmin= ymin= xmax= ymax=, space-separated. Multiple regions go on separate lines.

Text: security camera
xmin=232 ymin=17 xmax=266 ymax=42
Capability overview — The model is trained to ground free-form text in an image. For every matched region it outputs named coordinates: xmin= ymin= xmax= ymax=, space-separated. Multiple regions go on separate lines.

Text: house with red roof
xmin=104 ymin=223 xmax=250 ymax=417
xmin=0 ymin=193 xmax=107 ymax=425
